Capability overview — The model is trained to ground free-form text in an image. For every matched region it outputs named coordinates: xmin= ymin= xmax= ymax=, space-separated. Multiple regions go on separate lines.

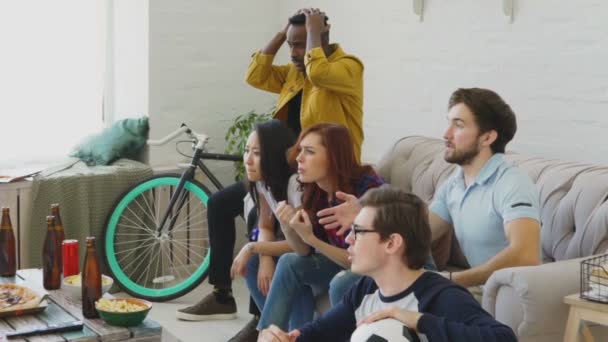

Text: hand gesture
xmin=258 ymin=325 xmax=300 ymax=342
xmin=276 ymin=201 xmax=297 ymax=229
xmin=258 ymin=257 xmax=275 ymax=296
xmin=230 ymin=243 xmax=254 ymax=279
xmin=289 ymin=209 xmax=315 ymax=244
xmin=317 ymin=192 xmax=361 ymax=236
xmin=302 ymin=8 xmax=330 ymax=35
xmin=281 ymin=8 xmax=306 ymax=36
xmin=357 ymin=307 xmax=422 ymax=333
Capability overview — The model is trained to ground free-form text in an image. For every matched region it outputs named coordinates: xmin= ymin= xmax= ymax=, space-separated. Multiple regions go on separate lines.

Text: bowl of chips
xmin=62 ymin=274 xmax=113 ymax=299
xmin=95 ymin=298 xmax=152 ymax=327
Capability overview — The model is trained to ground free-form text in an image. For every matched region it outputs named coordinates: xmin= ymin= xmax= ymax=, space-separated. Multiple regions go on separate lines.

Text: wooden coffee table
xmin=0 ymin=269 xmax=167 ymax=341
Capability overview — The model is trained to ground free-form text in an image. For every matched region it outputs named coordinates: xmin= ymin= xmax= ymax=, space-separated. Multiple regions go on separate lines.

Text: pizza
xmin=0 ymin=284 xmax=42 ymax=312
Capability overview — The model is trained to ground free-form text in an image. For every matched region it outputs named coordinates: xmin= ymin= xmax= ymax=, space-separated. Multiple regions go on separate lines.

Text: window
xmin=0 ymin=1 xmax=106 ymax=170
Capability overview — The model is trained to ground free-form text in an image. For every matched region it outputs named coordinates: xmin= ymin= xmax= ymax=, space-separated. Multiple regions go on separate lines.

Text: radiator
xmin=0 ymin=180 xmax=33 ymax=268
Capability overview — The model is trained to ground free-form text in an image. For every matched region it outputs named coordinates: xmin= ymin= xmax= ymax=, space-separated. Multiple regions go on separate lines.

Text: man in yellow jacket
xmin=176 ymin=9 xmax=364 ymax=342
xmin=246 ymin=8 xmax=364 ymax=159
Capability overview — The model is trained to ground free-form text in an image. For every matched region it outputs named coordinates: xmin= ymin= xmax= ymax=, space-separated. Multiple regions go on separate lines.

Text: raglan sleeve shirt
xmin=417 ymin=285 xmax=517 ymax=342
xmin=296 ymin=278 xmax=374 ymax=342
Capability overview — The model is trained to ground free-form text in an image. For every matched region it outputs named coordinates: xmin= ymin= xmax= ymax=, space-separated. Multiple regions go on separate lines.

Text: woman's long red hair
xmin=287 ymin=123 xmax=373 ymax=222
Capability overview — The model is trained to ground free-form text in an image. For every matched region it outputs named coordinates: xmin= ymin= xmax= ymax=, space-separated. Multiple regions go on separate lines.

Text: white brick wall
xmin=278 ymin=0 xmax=608 ymax=164
xmin=112 ymin=0 xmax=608 ymax=166
xmin=147 ymin=0 xmax=280 ymax=172
xmin=109 ymin=0 xmax=149 ymax=123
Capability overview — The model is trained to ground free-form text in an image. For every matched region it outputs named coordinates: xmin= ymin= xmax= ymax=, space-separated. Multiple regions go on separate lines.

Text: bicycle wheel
xmin=103 ymin=174 xmax=213 ymax=301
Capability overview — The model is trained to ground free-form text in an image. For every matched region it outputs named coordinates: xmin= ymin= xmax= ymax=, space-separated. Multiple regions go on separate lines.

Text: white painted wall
xmin=107 ymin=0 xmax=149 ymax=124
xmin=109 ymin=0 xmax=279 ymax=173
xmin=277 ymin=0 xmax=608 ymax=164
xmin=112 ymin=0 xmax=608 ymax=166
xmin=147 ymin=0 xmax=279 ymax=170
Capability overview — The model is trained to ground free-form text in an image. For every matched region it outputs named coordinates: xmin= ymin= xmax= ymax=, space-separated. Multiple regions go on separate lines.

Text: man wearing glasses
xmin=258 ymin=187 xmax=517 ymax=342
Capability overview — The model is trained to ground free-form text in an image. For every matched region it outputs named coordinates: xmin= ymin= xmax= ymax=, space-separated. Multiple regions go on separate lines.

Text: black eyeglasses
xmin=349 ymin=224 xmax=380 ymax=240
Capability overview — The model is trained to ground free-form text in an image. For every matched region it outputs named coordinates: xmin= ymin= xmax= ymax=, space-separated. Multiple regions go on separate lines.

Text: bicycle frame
xmin=151 ymin=124 xmax=241 ymax=235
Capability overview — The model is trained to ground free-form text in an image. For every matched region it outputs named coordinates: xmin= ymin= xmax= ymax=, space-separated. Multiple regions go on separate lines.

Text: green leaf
xmin=224 ymin=107 xmax=276 ymax=179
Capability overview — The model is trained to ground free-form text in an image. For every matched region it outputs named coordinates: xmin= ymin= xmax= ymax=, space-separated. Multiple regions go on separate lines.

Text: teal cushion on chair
xmin=71 ymin=117 xmax=149 ymax=166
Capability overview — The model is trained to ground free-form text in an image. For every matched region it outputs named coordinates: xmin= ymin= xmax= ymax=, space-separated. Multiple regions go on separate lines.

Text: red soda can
xmin=62 ymin=239 xmax=79 ymax=277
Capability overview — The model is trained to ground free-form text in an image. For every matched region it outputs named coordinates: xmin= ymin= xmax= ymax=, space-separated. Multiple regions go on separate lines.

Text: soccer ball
xmin=351 ymin=318 xmax=413 ymax=342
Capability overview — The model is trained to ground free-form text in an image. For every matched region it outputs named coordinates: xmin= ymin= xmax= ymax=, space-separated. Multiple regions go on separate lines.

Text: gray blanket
xmin=26 ymin=158 xmax=153 ymax=270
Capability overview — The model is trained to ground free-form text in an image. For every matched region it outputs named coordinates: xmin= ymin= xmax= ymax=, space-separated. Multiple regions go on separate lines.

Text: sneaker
xmin=176 ymin=292 xmax=237 ymax=321
xmin=228 ymin=318 xmax=259 ymax=342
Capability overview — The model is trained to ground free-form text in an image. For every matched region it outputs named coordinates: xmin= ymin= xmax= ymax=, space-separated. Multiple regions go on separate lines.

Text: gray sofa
xmin=376 ymin=135 xmax=608 ymax=341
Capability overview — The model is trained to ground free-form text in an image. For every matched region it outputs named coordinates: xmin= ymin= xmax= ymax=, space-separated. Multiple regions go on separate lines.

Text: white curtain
xmin=0 ymin=0 xmax=106 ymax=171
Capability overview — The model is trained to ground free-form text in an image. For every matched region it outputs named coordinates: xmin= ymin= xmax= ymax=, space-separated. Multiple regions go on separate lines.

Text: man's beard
xmin=444 ymin=143 xmax=481 ymax=166
xmin=292 ymin=59 xmax=305 ymax=72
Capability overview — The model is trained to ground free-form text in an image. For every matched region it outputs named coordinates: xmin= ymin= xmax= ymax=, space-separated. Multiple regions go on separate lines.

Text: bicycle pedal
xmin=152 ymin=275 xmax=176 ymax=284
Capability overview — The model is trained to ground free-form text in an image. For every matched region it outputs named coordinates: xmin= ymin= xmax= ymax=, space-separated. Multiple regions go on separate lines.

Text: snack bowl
xmin=62 ymin=274 xmax=113 ymax=298
xmin=95 ymin=298 xmax=152 ymax=327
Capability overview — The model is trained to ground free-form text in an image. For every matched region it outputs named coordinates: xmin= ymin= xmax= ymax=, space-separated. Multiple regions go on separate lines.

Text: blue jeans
xmin=257 ymin=252 xmax=343 ymax=330
xmin=328 ymin=270 xmax=363 ymax=306
xmin=245 ymin=254 xmax=314 ymax=330
xmin=328 ymin=253 xmax=438 ymax=306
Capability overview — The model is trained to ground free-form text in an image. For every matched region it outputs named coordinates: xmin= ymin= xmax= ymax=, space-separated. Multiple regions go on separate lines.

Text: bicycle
xmin=103 ymin=123 xmax=242 ymax=302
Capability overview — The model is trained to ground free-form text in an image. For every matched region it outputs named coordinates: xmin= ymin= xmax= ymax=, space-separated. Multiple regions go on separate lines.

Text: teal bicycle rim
xmin=105 ymin=176 xmax=210 ymax=298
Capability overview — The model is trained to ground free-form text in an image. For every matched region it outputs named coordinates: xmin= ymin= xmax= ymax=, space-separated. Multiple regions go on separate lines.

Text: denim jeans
xmin=328 ymin=253 xmax=438 ymax=306
xmin=257 ymin=252 xmax=344 ymax=330
xmin=245 ymin=254 xmax=314 ymax=330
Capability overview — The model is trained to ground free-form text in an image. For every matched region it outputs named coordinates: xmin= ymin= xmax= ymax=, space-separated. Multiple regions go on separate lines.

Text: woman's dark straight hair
xmin=247 ymin=119 xmax=297 ymax=215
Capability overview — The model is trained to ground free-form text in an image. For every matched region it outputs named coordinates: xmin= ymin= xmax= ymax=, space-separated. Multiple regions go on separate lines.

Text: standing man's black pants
xmin=207 ymin=180 xmax=260 ymax=315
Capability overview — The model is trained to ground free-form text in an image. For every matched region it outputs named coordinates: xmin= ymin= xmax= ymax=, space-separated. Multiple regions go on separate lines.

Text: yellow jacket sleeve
xmin=245 ymin=51 xmax=291 ymax=94
xmin=304 ymin=47 xmax=363 ymax=96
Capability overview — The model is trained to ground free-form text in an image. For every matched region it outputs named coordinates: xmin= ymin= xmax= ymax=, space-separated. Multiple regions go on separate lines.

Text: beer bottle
xmin=50 ymin=204 xmax=65 ymax=273
xmin=82 ymin=237 xmax=101 ymax=318
xmin=42 ymin=215 xmax=61 ymax=289
xmin=0 ymin=207 xmax=16 ymax=277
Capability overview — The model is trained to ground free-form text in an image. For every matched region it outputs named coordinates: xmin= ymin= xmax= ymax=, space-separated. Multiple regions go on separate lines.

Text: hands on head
xmin=301 ymin=8 xmax=330 ymax=34
xmin=282 ymin=8 xmax=330 ymax=35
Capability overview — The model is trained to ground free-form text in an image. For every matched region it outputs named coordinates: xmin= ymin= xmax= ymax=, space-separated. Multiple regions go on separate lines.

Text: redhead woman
xmin=256 ymin=123 xmax=384 ymax=331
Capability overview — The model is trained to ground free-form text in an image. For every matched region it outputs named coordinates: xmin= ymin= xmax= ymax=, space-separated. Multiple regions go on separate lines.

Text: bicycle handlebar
xmin=147 ymin=123 xmax=209 ymax=149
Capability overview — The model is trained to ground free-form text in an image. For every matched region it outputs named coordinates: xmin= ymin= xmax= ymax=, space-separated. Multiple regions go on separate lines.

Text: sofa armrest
xmin=482 ymin=257 xmax=589 ymax=340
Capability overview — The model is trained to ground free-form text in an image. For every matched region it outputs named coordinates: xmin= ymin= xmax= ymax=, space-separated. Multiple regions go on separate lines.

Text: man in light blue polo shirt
xmin=431 ymin=156 xmax=539 ymax=269
xmin=317 ymin=88 xmax=541 ymax=296
xmin=429 ymin=88 xmax=541 ymax=287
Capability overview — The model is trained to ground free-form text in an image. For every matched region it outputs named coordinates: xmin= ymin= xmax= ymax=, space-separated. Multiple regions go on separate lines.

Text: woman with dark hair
xmin=256 ymin=123 xmax=384 ymax=331
xmin=227 ymin=119 xmax=310 ymax=341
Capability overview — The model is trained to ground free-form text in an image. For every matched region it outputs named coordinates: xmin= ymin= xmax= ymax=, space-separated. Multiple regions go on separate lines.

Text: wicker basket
xmin=580 ymin=254 xmax=608 ymax=303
